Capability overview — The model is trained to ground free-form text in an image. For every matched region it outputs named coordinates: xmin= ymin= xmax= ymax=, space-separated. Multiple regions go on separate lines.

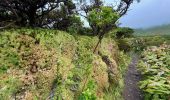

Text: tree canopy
xmin=0 ymin=0 xmax=140 ymax=52
xmin=0 ymin=0 xmax=139 ymax=29
xmin=0 ymin=0 xmax=76 ymax=28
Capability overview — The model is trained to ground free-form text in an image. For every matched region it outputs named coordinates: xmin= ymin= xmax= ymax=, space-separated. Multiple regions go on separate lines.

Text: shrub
xmin=115 ymin=27 xmax=134 ymax=39
xmin=117 ymin=39 xmax=132 ymax=52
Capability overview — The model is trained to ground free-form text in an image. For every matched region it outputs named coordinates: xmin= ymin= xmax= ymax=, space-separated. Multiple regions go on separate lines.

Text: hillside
xmin=0 ymin=28 xmax=130 ymax=100
xmin=134 ymin=24 xmax=170 ymax=36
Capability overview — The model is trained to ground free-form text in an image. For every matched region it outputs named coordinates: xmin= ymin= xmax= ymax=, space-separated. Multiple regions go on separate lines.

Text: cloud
xmin=119 ymin=0 xmax=170 ymax=28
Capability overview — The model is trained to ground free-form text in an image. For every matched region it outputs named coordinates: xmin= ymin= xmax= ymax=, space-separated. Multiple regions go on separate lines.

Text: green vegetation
xmin=87 ymin=6 xmax=119 ymax=52
xmin=132 ymin=36 xmax=170 ymax=52
xmin=87 ymin=6 xmax=119 ymax=35
xmin=0 ymin=28 xmax=130 ymax=100
xmin=132 ymin=24 xmax=170 ymax=100
xmin=137 ymin=44 xmax=170 ymax=100
xmin=115 ymin=27 xmax=134 ymax=39
xmin=0 ymin=0 xmax=137 ymax=99
xmin=134 ymin=24 xmax=170 ymax=36
xmin=123 ymin=23 xmax=170 ymax=100
xmin=2 ymin=0 xmax=170 ymax=100
xmin=133 ymin=25 xmax=170 ymax=51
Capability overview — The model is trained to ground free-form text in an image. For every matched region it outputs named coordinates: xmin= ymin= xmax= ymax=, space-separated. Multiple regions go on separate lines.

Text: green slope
xmin=134 ymin=24 xmax=170 ymax=36
xmin=0 ymin=28 xmax=130 ymax=100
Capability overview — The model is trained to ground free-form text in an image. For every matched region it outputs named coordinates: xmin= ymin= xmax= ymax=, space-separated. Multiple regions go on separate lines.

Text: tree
xmin=0 ymin=0 xmax=140 ymax=30
xmin=78 ymin=0 xmax=140 ymax=31
xmin=87 ymin=6 xmax=119 ymax=52
xmin=40 ymin=0 xmax=78 ymax=29
xmin=77 ymin=0 xmax=140 ymax=52
xmin=0 ymin=0 xmax=76 ymax=28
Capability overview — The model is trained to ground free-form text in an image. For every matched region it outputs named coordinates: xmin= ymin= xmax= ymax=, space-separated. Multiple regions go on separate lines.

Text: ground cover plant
xmin=138 ymin=44 xmax=170 ymax=100
xmin=0 ymin=28 xmax=130 ymax=100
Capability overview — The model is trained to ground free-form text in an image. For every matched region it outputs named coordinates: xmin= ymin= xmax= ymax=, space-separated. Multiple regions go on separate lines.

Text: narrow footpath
xmin=123 ymin=54 xmax=143 ymax=100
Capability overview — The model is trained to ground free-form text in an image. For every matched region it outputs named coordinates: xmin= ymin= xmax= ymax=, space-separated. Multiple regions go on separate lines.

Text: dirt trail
xmin=123 ymin=54 xmax=143 ymax=100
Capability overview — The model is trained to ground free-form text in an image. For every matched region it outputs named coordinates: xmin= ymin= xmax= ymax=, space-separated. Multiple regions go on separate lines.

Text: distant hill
xmin=134 ymin=24 xmax=170 ymax=36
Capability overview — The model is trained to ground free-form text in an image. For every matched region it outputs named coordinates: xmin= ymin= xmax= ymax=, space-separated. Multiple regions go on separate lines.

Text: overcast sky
xmin=118 ymin=0 xmax=170 ymax=28
xmin=82 ymin=0 xmax=170 ymax=28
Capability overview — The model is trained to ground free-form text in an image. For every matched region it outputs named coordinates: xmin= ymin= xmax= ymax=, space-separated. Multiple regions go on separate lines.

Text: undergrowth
xmin=138 ymin=44 xmax=170 ymax=100
xmin=0 ymin=28 xmax=130 ymax=100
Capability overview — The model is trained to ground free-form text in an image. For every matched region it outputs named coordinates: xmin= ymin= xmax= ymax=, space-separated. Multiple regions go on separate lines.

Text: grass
xmin=134 ymin=24 xmax=170 ymax=36
xmin=0 ymin=28 xmax=129 ymax=100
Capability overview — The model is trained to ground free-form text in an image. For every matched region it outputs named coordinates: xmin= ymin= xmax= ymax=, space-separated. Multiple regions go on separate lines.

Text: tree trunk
xmin=93 ymin=38 xmax=101 ymax=53
xmin=93 ymin=33 xmax=104 ymax=53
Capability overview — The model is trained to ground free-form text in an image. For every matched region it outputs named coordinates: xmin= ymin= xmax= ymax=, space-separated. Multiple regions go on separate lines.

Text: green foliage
xmin=0 ymin=0 xmax=77 ymax=27
xmin=117 ymin=38 xmax=133 ymax=52
xmin=133 ymin=25 xmax=170 ymax=52
xmin=67 ymin=36 xmax=95 ymax=99
xmin=117 ymin=51 xmax=131 ymax=75
xmin=138 ymin=44 xmax=170 ymax=100
xmin=88 ymin=6 xmax=119 ymax=35
xmin=0 ymin=32 xmax=21 ymax=74
xmin=0 ymin=28 xmax=77 ymax=99
xmin=134 ymin=24 xmax=170 ymax=36
xmin=0 ymin=76 xmax=21 ymax=99
xmin=132 ymin=36 xmax=170 ymax=52
xmin=78 ymin=27 xmax=93 ymax=36
xmin=0 ymin=50 xmax=20 ymax=73
xmin=87 ymin=6 xmax=119 ymax=52
xmin=0 ymin=28 xmax=128 ymax=100
xmin=78 ymin=80 xmax=97 ymax=100
xmin=88 ymin=6 xmax=119 ymax=28
xmin=66 ymin=15 xmax=83 ymax=34
xmin=115 ymin=27 xmax=134 ymax=39
xmin=104 ymin=51 xmax=131 ymax=100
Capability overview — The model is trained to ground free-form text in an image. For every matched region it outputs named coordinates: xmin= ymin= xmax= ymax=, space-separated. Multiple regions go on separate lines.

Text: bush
xmin=115 ymin=27 xmax=134 ymax=39
xmin=132 ymin=36 xmax=169 ymax=52
xmin=117 ymin=38 xmax=132 ymax=52
xmin=66 ymin=15 xmax=84 ymax=34
xmin=87 ymin=6 xmax=119 ymax=36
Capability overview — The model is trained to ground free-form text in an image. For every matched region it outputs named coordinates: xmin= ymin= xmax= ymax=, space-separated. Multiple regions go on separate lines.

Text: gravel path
xmin=123 ymin=54 xmax=143 ymax=100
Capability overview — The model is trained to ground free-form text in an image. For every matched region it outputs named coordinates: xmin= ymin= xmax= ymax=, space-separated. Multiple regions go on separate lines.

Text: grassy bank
xmin=0 ymin=28 xmax=130 ymax=100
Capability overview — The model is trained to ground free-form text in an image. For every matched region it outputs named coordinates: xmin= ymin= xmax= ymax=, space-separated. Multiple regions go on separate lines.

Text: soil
xmin=123 ymin=54 xmax=143 ymax=100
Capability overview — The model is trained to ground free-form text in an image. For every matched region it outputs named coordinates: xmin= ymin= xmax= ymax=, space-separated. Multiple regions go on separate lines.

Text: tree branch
xmin=0 ymin=21 xmax=16 ymax=30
